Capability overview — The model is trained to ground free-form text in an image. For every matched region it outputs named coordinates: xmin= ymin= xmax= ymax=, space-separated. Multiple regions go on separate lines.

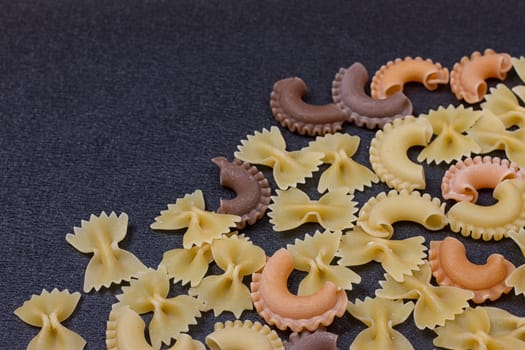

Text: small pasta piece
xmin=251 ymin=248 xmax=348 ymax=332
xmin=159 ymin=243 xmax=213 ymax=287
xmin=115 ymin=267 xmax=203 ymax=349
xmin=286 ymin=230 xmax=361 ymax=295
xmin=347 ymin=297 xmax=415 ymax=350
xmin=376 ymin=262 xmax=474 ymax=330
xmin=189 ymin=235 xmax=266 ymax=317
xmin=308 ymin=133 xmax=378 ymax=193
xmin=506 ymin=229 xmax=525 ymax=296
xmin=284 ymin=329 xmax=339 ymax=350
xmin=65 ymin=212 xmax=147 ymax=292
xmin=447 ymin=178 xmax=525 ymax=240
xmin=14 ymin=289 xmax=86 ymax=350
xmin=482 ymin=83 xmax=525 ymax=128
xmin=417 ymin=105 xmax=482 ymax=164
xmin=150 ymin=190 xmax=240 ymax=249
xmin=370 ymin=56 xmax=449 ymax=99
xmin=337 ymin=228 xmax=427 ymax=282
xmin=450 ymin=49 xmax=512 ymax=104
xmin=356 ymin=189 xmax=447 ymax=239
xmin=234 ymin=126 xmax=324 ymax=189
xmin=206 ymin=320 xmax=284 ymax=350
xmin=268 ymin=187 xmax=358 ymax=232
xmin=429 ymin=237 xmax=514 ymax=303
xmin=512 ymin=56 xmax=525 ymax=83
xmin=369 ymin=116 xmax=433 ymax=191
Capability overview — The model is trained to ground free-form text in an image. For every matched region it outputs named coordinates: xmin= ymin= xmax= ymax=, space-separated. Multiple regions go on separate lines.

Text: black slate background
xmin=2 ymin=1 xmax=525 ymax=349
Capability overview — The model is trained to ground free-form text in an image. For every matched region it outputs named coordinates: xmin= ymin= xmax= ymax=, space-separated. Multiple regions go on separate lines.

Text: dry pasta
xmin=206 ymin=320 xmax=284 ymax=350
xmin=159 ymin=243 xmax=212 ymax=287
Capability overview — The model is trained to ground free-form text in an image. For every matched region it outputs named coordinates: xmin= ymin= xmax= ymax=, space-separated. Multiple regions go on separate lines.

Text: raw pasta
xmin=159 ymin=243 xmax=213 ymax=287
xmin=206 ymin=320 xmax=284 ymax=350
xmin=506 ymin=229 xmax=525 ymax=296
xmin=482 ymin=83 xmax=525 ymax=128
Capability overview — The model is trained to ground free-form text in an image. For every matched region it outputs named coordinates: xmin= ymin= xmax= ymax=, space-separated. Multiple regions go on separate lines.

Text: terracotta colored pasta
xmin=356 ymin=189 xmax=447 ymax=239
xmin=307 ymin=133 xmax=378 ymax=193
xmin=150 ymin=190 xmax=240 ymax=249
xmin=234 ymin=126 xmax=324 ymax=189
xmin=286 ymin=230 xmax=361 ymax=295
xmin=14 ymin=289 xmax=86 ymax=350
xmin=337 ymin=228 xmax=427 ymax=282
xmin=115 ymin=267 xmax=203 ymax=349
xmin=251 ymin=248 xmax=348 ymax=332
xmin=447 ymin=178 xmax=525 ymax=240
xmin=417 ymin=105 xmax=482 ymax=164
xmin=369 ymin=116 xmax=433 ymax=191
xmin=433 ymin=306 xmax=525 ymax=349
xmin=268 ymin=187 xmax=358 ymax=231
xmin=106 ymin=305 xmax=205 ymax=350
xmin=189 ymin=235 xmax=266 ymax=317
xmin=376 ymin=262 xmax=474 ymax=330
xmin=212 ymin=156 xmax=271 ymax=229
xmin=370 ymin=56 xmax=449 ymax=99
xmin=270 ymin=77 xmax=348 ymax=136
xmin=467 ymin=111 xmax=525 ymax=167
xmin=159 ymin=243 xmax=212 ymax=287
xmin=65 ymin=212 xmax=147 ymax=292
xmin=347 ymin=297 xmax=415 ymax=350
xmin=441 ymin=155 xmax=525 ymax=203
xmin=506 ymin=229 xmax=525 ymax=296
xmin=450 ymin=49 xmax=512 ymax=104
xmin=206 ymin=320 xmax=284 ymax=350
xmin=482 ymin=83 xmax=525 ymax=128
xmin=331 ymin=62 xmax=412 ymax=129
xmin=429 ymin=237 xmax=515 ymax=303
xmin=284 ymin=329 xmax=339 ymax=350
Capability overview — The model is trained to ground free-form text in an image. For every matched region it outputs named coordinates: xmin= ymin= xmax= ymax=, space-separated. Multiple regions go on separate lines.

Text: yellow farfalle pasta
xmin=65 ymin=212 xmax=147 ymax=292
xmin=14 ymin=289 xmax=86 ymax=350
xmin=206 ymin=320 xmax=284 ymax=350
xmin=189 ymin=235 xmax=266 ymax=317
xmin=347 ymin=297 xmax=415 ymax=350
xmin=159 ymin=243 xmax=213 ymax=287
xmin=447 ymin=178 xmax=525 ymax=240
xmin=150 ymin=189 xmax=240 ymax=249
xmin=268 ymin=187 xmax=357 ymax=232
xmin=234 ymin=126 xmax=324 ymax=189
xmin=337 ymin=228 xmax=427 ymax=282
xmin=307 ymin=133 xmax=378 ymax=193
xmin=356 ymin=189 xmax=447 ymax=239
xmin=482 ymin=83 xmax=525 ymax=128
xmin=467 ymin=112 xmax=525 ymax=167
xmin=286 ymin=230 xmax=361 ymax=295
xmin=376 ymin=262 xmax=474 ymax=330
xmin=417 ymin=105 xmax=482 ymax=164
xmin=115 ymin=267 xmax=203 ymax=349
xmin=512 ymin=56 xmax=525 ymax=84
xmin=433 ymin=306 xmax=525 ymax=350
xmin=506 ymin=228 xmax=525 ymax=296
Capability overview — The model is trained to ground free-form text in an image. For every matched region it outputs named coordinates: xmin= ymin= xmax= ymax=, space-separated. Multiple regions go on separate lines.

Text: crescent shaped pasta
xmin=337 ymin=228 xmax=427 ymax=282
xmin=482 ymin=83 xmax=525 ymax=128
xmin=234 ymin=126 xmax=324 ymax=189
xmin=206 ymin=320 xmax=284 ymax=350
xmin=417 ymin=105 xmax=482 ymax=164
xmin=506 ymin=229 xmax=525 ymax=296
xmin=189 ymin=235 xmax=266 ymax=317
xmin=115 ymin=267 xmax=203 ymax=349
xmin=369 ymin=116 xmax=433 ymax=191
xmin=284 ymin=329 xmax=339 ymax=350
xmin=308 ymin=133 xmax=378 ymax=193
xmin=370 ymin=56 xmax=449 ymax=99
xmin=14 ymin=289 xmax=86 ymax=350
xmin=450 ymin=49 xmax=512 ymax=104
xmin=331 ymin=62 xmax=412 ymax=129
xmin=106 ymin=306 xmax=205 ymax=350
xmin=441 ymin=156 xmax=525 ymax=203
xmin=150 ymin=189 xmax=240 ymax=249
xmin=376 ymin=262 xmax=474 ymax=330
xmin=159 ymin=243 xmax=212 ymax=287
xmin=251 ymin=248 xmax=348 ymax=332
xmin=356 ymin=189 xmax=447 ymax=239
xmin=429 ymin=237 xmax=514 ymax=303
xmin=347 ymin=297 xmax=415 ymax=350
xmin=212 ymin=156 xmax=271 ymax=229
xmin=446 ymin=178 xmax=525 ymax=240
xmin=65 ymin=212 xmax=147 ymax=292
xmin=286 ymin=230 xmax=361 ymax=295
xmin=268 ymin=187 xmax=358 ymax=232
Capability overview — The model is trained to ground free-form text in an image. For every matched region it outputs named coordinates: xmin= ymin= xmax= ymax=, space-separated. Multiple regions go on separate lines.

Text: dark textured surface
xmin=2 ymin=1 xmax=525 ymax=349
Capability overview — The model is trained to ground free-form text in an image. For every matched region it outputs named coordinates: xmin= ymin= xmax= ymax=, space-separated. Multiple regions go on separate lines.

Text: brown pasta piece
xmin=284 ymin=329 xmax=339 ymax=350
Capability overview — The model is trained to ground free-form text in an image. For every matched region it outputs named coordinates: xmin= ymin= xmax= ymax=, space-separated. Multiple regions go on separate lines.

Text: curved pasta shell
xmin=206 ymin=320 xmax=284 ymax=350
